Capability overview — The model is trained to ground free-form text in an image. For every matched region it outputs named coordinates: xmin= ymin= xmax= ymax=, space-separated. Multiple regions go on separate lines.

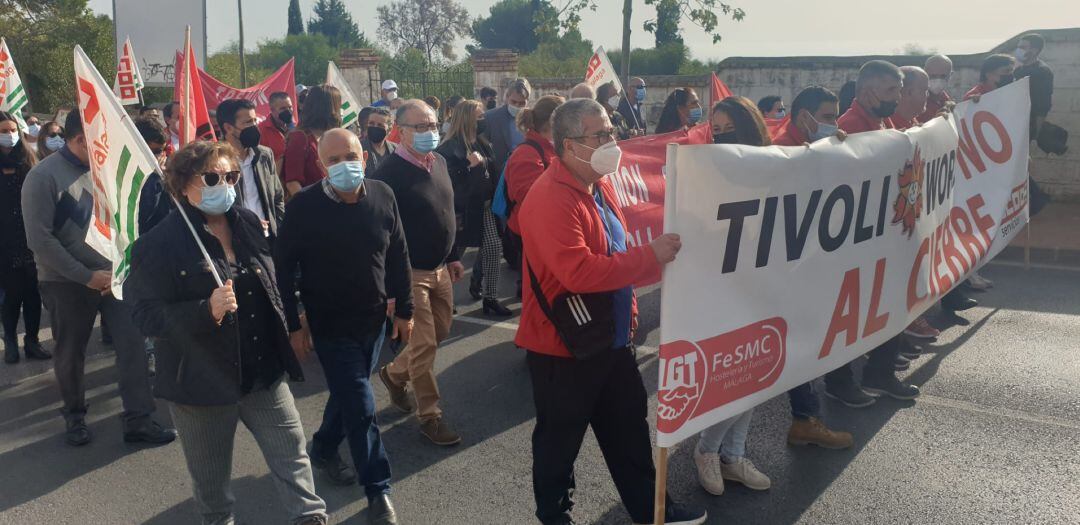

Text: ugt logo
xmin=657 ymin=340 xmax=707 ymax=431
xmin=891 ymin=146 xmax=925 ymax=238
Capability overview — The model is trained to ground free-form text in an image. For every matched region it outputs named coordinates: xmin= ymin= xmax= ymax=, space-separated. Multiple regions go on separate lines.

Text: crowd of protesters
xmin=0 ymin=31 xmax=1058 ymax=525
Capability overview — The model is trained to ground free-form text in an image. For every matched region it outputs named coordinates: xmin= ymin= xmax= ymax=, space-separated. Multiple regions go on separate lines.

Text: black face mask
xmin=872 ymin=100 xmax=898 ymax=118
xmin=996 ymin=75 xmax=1014 ymax=88
xmin=476 ymin=119 xmax=487 ymax=136
xmin=485 ymin=99 xmax=496 ymax=110
xmin=712 ymin=131 xmax=739 ymax=144
xmin=277 ymin=110 xmax=293 ymax=127
xmin=367 ymin=126 xmax=388 ymax=144
xmin=238 ymin=125 xmax=261 ymax=149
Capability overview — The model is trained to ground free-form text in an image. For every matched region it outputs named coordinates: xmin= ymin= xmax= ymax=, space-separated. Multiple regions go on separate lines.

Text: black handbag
xmin=524 ymin=189 xmax=620 ymax=360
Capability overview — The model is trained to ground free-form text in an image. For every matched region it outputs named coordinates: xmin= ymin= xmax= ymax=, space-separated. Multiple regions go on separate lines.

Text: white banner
xmin=327 ymin=61 xmax=361 ymax=128
xmin=114 ymin=37 xmax=145 ymax=106
xmin=74 ymin=45 xmax=160 ymax=299
xmin=114 ymin=0 xmax=206 ymax=87
xmin=584 ymin=46 xmax=624 ymax=95
xmin=655 ymin=80 xmax=1032 ymax=447
xmin=0 ymin=38 xmax=29 ymax=130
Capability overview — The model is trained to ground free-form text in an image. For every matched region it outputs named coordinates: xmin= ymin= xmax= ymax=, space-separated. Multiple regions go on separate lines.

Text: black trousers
xmin=1 ymin=265 xmax=41 ymax=342
xmin=527 ymin=347 xmax=662 ymax=524
xmin=825 ymin=335 xmax=902 ymax=386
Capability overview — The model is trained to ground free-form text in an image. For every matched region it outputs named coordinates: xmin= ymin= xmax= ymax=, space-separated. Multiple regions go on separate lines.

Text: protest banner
xmin=653 ymin=79 xmax=1032 ymax=449
xmin=326 ymin=61 xmax=361 ymax=128
xmin=175 ymin=27 xmax=216 ymax=145
xmin=0 ymin=38 xmax=29 ymax=130
xmin=74 ymin=46 xmax=162 ymax=298
xmin=584 ymin=46 xmax=624 ymax=95
xmin=114 ymin=37 xmax=145 ymax=106
xmin=199 ymin=59 xmax=297 ymax=119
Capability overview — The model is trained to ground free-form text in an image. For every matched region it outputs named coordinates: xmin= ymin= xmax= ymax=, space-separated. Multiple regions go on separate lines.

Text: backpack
xmin=492 ymin=139 xmax=548 ymax=220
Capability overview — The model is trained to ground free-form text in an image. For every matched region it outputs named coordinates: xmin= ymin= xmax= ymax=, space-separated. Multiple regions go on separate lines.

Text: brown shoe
xmin=379 ymin=365 xmax=415 ymax=413
xmin=420 ymin=417 xmax=461 ymax=446
xmin=787 ymin=417 xmax=853 ymax=449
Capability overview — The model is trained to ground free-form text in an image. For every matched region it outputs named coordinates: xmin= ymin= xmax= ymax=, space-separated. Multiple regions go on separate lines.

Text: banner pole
xmin=654 ymin=446 xmax=669 ymax=525
xmin=653 ymin=142 xmax=679 ymax=525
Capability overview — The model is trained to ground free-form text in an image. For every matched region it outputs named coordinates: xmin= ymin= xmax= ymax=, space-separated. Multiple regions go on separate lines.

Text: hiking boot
xmin=23 ymin=338 xmax=52 ymax=360
xmin=787 ymin=417 xmax=854 ymax=449
xmin=310 ymin=446 xmax=357 ymax=486
xmin=692 ymin=446 xmax=724 ymax=496
xmin=903 ymin=316 xmax=939 ymax=339
xmin=862 ymin=372 xmax=920 ymax=400
xmin=420 ymin=417 xmax=461 ymax=446
xmin=824 ymin=381 xmax=877 ymax=408
xmin=66 ymin=418 xmax=93 ymax=446
xmin=634 ymin=501 xmax=708 ymax=525
xmin=379 ymin=365 xmax=415 ymax=413
xmin=721 ymin=456 xmax=771 ymax=490
xmin=4 ymin=338 xmax=18 ymax=364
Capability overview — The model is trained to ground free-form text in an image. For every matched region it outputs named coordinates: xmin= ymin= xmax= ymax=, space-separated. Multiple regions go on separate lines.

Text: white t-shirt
xmin=240 ymin=150 xmax=266 ymax=223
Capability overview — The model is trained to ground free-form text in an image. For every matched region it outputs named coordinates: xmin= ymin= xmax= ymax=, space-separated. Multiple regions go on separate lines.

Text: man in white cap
xmin=372 ymin=80 xmax=399 ymax=108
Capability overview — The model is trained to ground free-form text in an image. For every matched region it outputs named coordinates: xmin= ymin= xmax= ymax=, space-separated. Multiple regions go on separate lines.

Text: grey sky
xmin=90 ymin=0 xmax=1078 ymax=60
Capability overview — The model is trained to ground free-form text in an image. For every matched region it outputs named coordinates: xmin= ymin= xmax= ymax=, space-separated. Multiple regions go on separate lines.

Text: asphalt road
xmin=1 ymin=258 xmax=1078 ymax=525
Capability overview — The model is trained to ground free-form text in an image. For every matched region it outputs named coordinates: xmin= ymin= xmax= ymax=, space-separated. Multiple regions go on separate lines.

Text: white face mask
xmin=574 ymin=140 xmax=622 ymax=177
xmin=386 ymin=90 xmax=398 ymax=101
xmin=27 ymin=124 xmax=41 ymax=137
xmin=507 ymin=104 xmax=523 ymax=117
xmin=928 ymin=79 xmax=948 ymax=95
xmin=607 ymin=95 xmax=621 ymax=109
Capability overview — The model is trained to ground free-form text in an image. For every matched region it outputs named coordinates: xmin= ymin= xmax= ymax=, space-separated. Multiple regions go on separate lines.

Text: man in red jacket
xmin=516 ymin=98 xmax=705 ymax=525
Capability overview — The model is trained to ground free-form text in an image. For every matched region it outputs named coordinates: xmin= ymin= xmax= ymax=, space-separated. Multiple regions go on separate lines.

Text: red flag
xmin=710 ymin=72 xmax=733 ymax=103
xmin=198 ymin=59 xmax=297 ymax=119
xmin=174 ymin=27 xmax=215 ymax=146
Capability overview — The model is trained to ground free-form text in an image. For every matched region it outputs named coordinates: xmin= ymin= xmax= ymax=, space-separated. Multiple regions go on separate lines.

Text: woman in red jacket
xmin=505 ymin=95 xmax=564 ymax=237
xmin=282 ymin=85 xmax=341 ymax=197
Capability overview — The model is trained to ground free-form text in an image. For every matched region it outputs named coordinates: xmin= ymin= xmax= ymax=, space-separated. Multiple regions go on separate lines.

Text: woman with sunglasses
xmin=0 ymin=111 xmax=50 ymax=364
xmin=125 ymin=141 xmax=327 ymax=525
xmin=437 ymin=99 xmax=511 ymax=316
xmin=35 ymin=121 xmax=65 ymax=161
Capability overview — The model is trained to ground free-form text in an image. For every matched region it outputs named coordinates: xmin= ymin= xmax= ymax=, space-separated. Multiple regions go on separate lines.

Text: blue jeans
xmin=697 ymin=409 xmax=754 ymax=460
xmin=310 ymin=324 xmax=391 ymax=500
xmin=788 ymin=380 xmax=821 ymax=420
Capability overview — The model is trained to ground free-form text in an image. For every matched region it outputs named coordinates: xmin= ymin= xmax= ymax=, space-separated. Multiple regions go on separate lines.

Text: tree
xmin=642 ymin=0 xmax=746 ymax=44
xmin=0 ymin=0 xmax=114 ymax=113
xmin=376 ymin=0 xmax=472 ymax=65
xmin=308 ymin=0 xmax=368 ymax=49
xmin=518 ymin=28 xmax=593 ymax=77
xmin=287 ymin=0 xmax=304 ymax=35
xmin=472 ymin=0 xmax=557 ymax=54
xmin=208 ymin=42 xmax=272 ymax=88
xmin=898 ymin=43 xmax=938 ymax=56
xmin=251 ymin=33 xmax=339 ymax=86
xmin=652 ymin=0 xmax=683 ymax=46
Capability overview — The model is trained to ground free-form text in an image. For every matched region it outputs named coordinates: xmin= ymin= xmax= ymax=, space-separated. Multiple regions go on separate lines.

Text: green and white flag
xmin=0 ymin=38 xmax=29 ymax=130
xmin=327 ymin=60 xmax=361 ymax=128
xmin=74 ymin=45 xmax=158 ymax=299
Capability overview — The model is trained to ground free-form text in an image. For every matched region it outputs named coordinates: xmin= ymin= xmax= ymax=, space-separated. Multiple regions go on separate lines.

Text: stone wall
xmin=337 ymin=49 xmax=381 ymax=109
xmin=717 ymin=28 xmax=1080 ymax=199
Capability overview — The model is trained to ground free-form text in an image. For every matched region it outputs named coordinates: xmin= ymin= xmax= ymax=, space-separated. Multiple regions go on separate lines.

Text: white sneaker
xmin=692 ymin=446 xmax=725 ymax=496
xmin=968 ymin=271 xmax=993 ymax=290
xmin=720 ymin=456 xmax=771 ymax=490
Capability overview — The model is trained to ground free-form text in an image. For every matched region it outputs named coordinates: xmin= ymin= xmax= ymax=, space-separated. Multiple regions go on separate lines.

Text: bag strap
xmin=523 ymin=139 xmax=549 ymax=169
xmin=526 ymin=260 xmax=560 ymax=329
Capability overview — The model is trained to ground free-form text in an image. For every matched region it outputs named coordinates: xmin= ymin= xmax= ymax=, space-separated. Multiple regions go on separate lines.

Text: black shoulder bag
xmin=526 ymin=190 xmax=617 ymax=360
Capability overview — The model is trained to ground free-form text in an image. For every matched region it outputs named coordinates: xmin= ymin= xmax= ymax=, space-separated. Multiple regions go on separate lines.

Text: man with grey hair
xmin=919 ymin=54 xmax=954 ymax=123
xmin=569 ymin=82 xmax=596 ymax=100
xmin=371 ymin=100 xmax=465 ymax=447
xmin=892 ymin=66 xmax=930 ymax=130
xmin=837 ymin=59 xmax=903 ymax=134
xmin=482 ymin=77 xmax=531 ymax=176
xmin=514 ymin=98 xmax=704 ymax=525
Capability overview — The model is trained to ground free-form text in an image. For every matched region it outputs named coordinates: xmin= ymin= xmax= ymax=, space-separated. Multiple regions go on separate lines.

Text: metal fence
xmin=373 ymin=62 xmax=474 ymax=105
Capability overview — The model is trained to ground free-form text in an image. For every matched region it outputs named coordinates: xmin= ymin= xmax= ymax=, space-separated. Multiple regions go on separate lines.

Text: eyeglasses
xmin=570 ymin=129 xmax=616 ymax=145
xmin=200 ymin=170 xmax=240 ymax=187
xmin=401 ymin=122 xmax=439 ymax=133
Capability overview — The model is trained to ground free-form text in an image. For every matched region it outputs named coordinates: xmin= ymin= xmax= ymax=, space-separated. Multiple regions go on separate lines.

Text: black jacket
xmin=436 ymin=134 xmax=494 ymax=249
xmin=125 ymin=203 xmax=303 ymax=406
xmin=0 ymin=152 xmax=35 ymax=271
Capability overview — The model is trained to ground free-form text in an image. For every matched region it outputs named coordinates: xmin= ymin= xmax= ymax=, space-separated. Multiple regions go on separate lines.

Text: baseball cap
xmin=382 ymin=79 xmax=398 ymax=91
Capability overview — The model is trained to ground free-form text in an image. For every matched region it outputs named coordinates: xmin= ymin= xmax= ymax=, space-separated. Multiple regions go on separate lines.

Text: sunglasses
xmin=199 ymin=171 xmax=240 ymax=187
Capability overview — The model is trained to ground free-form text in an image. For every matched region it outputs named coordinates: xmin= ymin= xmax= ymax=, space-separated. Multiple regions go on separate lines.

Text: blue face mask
xmin=635 ymin=87 xmax=646 ymax=103
xmin=810 ymin=117 xmax=839 ymax=142
xmin=196 ymin=182 xmax=236 ymax=215
xmin=688 ymin=106 xmax=703 ymax=124
xmin=412 ymin=130 xmax=439 ymax=154
xmin=328 ymin=160 xmax=365 ymax=192
xmin=45 ymin=136 xmax=66 ymax=151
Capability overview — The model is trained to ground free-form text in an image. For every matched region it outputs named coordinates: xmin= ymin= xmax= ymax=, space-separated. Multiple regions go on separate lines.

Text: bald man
xmin=618 ymin=76 xmax=647 ymax=134
xmin=569 ymin=82 xmax=596 ymax=99
xmin=919 ymin=54 xmax=954 ymax=123
xmin=892 ymin=66 xmax=929 ymax=130
xmin=275 ymin=128 xmax=412 ymax=524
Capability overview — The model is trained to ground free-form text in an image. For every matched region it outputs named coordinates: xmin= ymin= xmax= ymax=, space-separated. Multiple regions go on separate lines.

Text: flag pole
xmin=654 ymin=142 xmax=681 ymax=525
xmin=170 ymin=196 xmax=224 ymax=288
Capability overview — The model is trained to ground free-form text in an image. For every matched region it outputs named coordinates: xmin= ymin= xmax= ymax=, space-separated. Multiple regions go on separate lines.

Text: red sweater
xmin=515 ymin=158 xmax=659 ymax=358
xmin=772 ymin=120 xmax=808 ymax=146
xmin=837 ymin=99 xmax=889 ymax=134
xmin=282 ymin=129 xmax=326 ymax=188
xmin=505 ymin=130 xmax=556 ymax=234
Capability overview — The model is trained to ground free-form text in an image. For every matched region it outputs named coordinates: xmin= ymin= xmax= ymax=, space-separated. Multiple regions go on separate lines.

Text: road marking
xmin=916 ymin=393 xmax=1080 ymax=430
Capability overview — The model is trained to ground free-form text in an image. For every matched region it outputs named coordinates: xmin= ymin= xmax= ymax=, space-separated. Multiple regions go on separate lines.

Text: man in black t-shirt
xmin=1012 ymin=33 xmax=1054 ymax=138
